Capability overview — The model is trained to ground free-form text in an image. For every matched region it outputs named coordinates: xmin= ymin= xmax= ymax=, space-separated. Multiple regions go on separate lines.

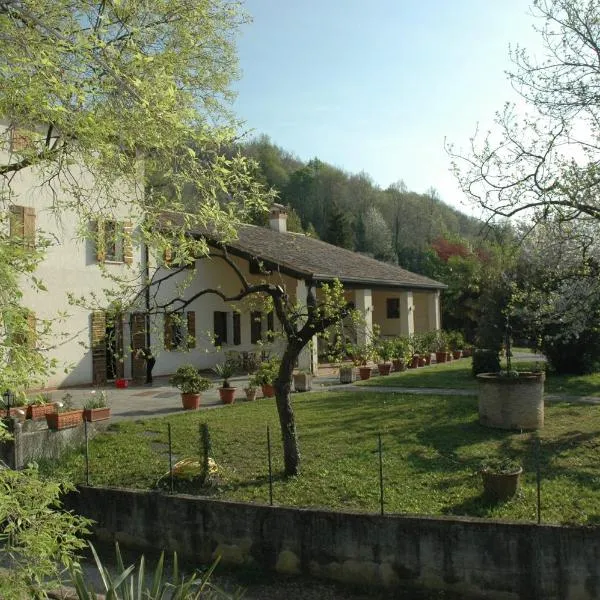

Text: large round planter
xmin=339 ymin=366 xmax=355 ymax=384
xmin=358 ymin=366 xmax=372 ymax=380
xmin=244 ymin=388 xmax=258 ymax=401
xmin=219 ymin=387 xmax=236 ymax=404
xmin=452 ymin=350 xmax=463 ymax=360
xmin=435 ymin=352 xmax=447 ymax=363
xmin=410 ymin=355 xmax=420 ymax=369
xmin=481 ymin=467 xmax=523 ymax=501
xmin=261 ymin=384 xmax=275 ymax=398
xmin=477 ymin=372 xmax=545 ymax=430
xmin=377 ymin=363 xmax=392 ymax=376
xmin=181 ymin=393 xmax=201 ymax=410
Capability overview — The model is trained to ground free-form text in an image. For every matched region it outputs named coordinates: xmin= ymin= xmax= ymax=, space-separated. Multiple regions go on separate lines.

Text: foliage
xmin=479 ymin=457 xmax=522 ymax=475
xmin=349 ymin=342 xmax=374 ymax=366
xmin=70 ymin=543 xmax=241 ymax=600
xmin=213 ymin=360 xmax=236 ymax=388
xmin=169 ymin=365 xmax=211 ymax=395
xmin=83 ymin=390 xmax=108 ymax=410
xmin=250 ymin=358 xmax=279 ymax=386
xmin=374 ymin=338 xmax=394 ymax=363
xmin=431 ymin=330 xmax=449 ymax=353
xmin=0 ymin=465 xmax=91 ymax=599
xmin=41 ymin=389 xmax=600 ymax=525
xmin=472 ymin=349 xmax=501 ymax=376
xmin=446 ymin=330 xmax=466 ymax=351
xmin=391 ymin=336 xmax=412 ymax=363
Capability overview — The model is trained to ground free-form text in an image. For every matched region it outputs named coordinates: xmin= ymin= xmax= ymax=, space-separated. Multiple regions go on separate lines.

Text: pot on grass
xmin=169 ymin=365 xmax=211 ymax=411
xmin=377 ymin=363 xmax=392 ymax=376
xmin=339 ymin=365 xmax=355 ymax=384
xmin=244 ymin=387 xmax=258 ymax=401
xmin=358 ymin=366 xmax=372 ymax=380
xmin=218 ymin=387 xmax=236 ymax=404
xmin=480 ymin=459 xmax=523 ymax=501
xmin=392 ymin=358 xmax=406 ymax=372
xmin=261 ymin=384 xmax=275 ymax=398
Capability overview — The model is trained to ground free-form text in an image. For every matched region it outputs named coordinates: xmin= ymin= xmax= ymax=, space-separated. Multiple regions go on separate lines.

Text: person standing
xmin=137 ymin=347 xmax=156 ymax=384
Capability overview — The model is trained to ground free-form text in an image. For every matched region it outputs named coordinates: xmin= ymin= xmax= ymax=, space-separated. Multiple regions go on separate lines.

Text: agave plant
xmin=70 ymin=542 xmax=243 ymax=600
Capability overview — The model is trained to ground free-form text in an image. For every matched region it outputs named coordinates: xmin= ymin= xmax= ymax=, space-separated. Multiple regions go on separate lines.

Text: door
xmin=131 ymin=313 xmax=147 ymax=383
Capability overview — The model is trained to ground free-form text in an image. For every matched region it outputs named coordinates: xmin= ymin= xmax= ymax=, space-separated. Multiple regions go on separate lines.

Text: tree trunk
xmin=274 ymin=344 xmax=301 ymax=476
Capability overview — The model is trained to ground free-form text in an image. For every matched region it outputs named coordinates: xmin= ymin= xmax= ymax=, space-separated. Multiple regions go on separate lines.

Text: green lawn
xmin=43 ymin=391 xmax=600 ymax=525
xmin=358 ymin=357 xmax=600 ymax=397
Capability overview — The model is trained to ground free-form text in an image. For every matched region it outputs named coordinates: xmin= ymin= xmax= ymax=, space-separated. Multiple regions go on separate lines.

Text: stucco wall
xmin=67 ymin=486 xmax=600 ymax=600
xmin=1 ymin=121 xmax=144 ymax=387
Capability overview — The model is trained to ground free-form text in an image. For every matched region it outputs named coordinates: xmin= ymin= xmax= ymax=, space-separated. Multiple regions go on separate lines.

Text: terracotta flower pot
xmin=27 ymin=403 xmax=56 ymax=420
xmin=83 ymin=407 xmax=111 ymax=422
xmin=392 ymin=358 xmax=406 ymax=372
xmin=46 ymin=409 xmax=83 ymax=430
xmin=181 ymin=393 xmax=201 ymax=410
xmin=452 ymin=350 xmax=463 ymax=360
xmin=244 ymin=388 xmax=258 ymax=401
xmin=377 ymin=363 xmax=392 ymax=376
xmin=219 ymin=387 xmax=236 ymax=404
xmin=423 ymin=354 xmax=431 ymax=365
xmin=410 ymin=355 xmax=420 ymax=368
xmin=261 ymin=384 xmax=275 ymax=398
xmin=358 ymin=366 xmax=372 ymax=380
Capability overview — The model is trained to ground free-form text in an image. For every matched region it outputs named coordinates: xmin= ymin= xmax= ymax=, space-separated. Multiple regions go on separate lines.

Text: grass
xmin=42 ymin=391 xmax=600 ymax=525
xmin=358 ymin=357 xmax=600 ymax=397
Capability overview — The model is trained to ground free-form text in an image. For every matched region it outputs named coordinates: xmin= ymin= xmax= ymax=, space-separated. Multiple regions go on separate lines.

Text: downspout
xmin=144 ymin=243 xmax=151 ymax=348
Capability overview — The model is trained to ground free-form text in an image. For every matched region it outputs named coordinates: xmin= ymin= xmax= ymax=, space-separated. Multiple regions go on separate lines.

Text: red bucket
xmin=115 ymin=378 xmax=129 ymax=389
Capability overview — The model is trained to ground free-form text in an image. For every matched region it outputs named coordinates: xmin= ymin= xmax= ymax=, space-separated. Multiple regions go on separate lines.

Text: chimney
xmin=269 ymin=203 xmax=288 ymax=233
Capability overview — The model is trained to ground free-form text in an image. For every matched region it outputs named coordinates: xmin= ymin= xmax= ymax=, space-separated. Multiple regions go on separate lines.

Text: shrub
xmin=542 ymin=331 xmax=600 ymax=375
xmin=251 ymin=358 xmax=280 ymax=386
xmin=169 ymin=365 xmax=211 ymax=394
xmin=472 ymin=349 xmax=501 ymax=376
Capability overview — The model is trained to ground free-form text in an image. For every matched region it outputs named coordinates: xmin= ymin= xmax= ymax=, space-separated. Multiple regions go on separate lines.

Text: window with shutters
xmin=233 ymin=312 xmax=241 ymax=346
xmin=164 ymin=311 xmax=195 ymax=350
xmin=9 ymin=205 xmax=36 ymax=248
xmin=95 ymin=219 xmax=133 ymax=264
xmin=250 ymin=311 xmax=263 ymax=344
xmin=213 ymin=311 xmax=228 ymax=347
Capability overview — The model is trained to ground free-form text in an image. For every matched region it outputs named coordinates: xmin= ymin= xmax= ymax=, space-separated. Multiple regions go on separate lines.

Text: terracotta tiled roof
xmin=158 ymin=213 xmax=445 ymax=290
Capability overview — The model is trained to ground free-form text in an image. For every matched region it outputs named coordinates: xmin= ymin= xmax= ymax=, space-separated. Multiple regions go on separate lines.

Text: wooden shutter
xmin=233 ymin=312 xmax=241 ymax=345
xmin=91 ymin=311 xmax=107 ymax=385
xmin=122 ymin=220 xmax=133 ymax=265
xmin=9 ymin=205 xmax=24 ymax=240
xmin=95 ymin=220 xmax=106 ymax=262
xmin=187 ymin=311 xmax=196 ymax=349
xmin=164 ymin=313 xmax=173 ymax=350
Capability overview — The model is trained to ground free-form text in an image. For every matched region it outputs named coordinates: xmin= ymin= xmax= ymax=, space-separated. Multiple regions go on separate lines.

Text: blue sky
xmin=233 ymin=1 xmax=543 ymax=215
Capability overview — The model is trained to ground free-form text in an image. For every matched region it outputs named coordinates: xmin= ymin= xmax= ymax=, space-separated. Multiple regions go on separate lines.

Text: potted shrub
xmin=391 ymin=336 xmax=411 ymax=372
xmin=351 ymin=343 xmax=374 ymax=380
xmin=213 ymin=360 xmax=237 ymax=404
xmin=433 ymin=331 xmax=450 ymax=363
xmin=293 ymin=369 xmax=313 ymax=392
xmin=26 ymin=393 xmax=56 ymax=420
xmin=253 ymin=358 xmax=279 ymax=397
xmin=338 ymin=363 xmax=355 ymax=384
xmin=448 ymin=330 xmax=465 ymax=360
xmin=46 ymin=395 xmax=83 ymax=430
xmin=83 ymin=390 xmax=111 ymax=422
xmin=376 ymin=339 xmax=394 ymax=375
xmin=243 ymin=382 xmax=258 ymax=401
xmin=169 ymin=365 xmax=211 ymax=410
xmin=480 ymin=458 xmax=523 ymax=501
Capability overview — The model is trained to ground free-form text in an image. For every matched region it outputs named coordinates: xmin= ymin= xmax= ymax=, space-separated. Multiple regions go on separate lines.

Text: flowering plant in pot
xmin=46 ymin=394 xmax=83 ymax=430
xmin=213 ymin=360 xmax=237 ymax=404
xmin=26 ymin=392 xmax=56 ymax=420
xmin=350 ymin=343 xmax=374 ymax=380
xmin=83 ymin=390 xmax=111 ymax=422
xmin=169 ymin=365 xmax=211 ymax=410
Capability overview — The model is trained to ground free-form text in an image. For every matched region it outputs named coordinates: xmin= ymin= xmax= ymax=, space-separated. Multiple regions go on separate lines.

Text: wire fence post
xmin=168 ymin=423 xmax=174 ymax=494
xmin=535 ymin=434 xmax=541 ymax=524
xmin=378 ymin=432 xmax=384 ymax=516
xmin=84 ymin=418 xmax=90 ymax=486
xmin=267 ymin=425 xmax=273 ymax=506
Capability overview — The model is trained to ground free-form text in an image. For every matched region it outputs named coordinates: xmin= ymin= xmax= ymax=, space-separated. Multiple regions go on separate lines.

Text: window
xmin=96 ymin=219 xmax=133 ymax=264
xmin=250 ymin=311 xmax=262 ymax=344
xmin=233 ymin=312 xmax=241 ymax=345
xmin=9 ymin=205 xmax=36 ymax=248
xmin=386 ymin=298 xmax=400 ymax=319
xmin=266 ymin=311 xmax=275 ymax=341
xmin=213 ymin=311 xmax=228 ymax=346
xmin=164 ymin=311 xmax=195 ymax=350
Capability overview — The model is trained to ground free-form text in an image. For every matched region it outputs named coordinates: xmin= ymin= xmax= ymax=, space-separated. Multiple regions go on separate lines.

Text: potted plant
xmin=408 ymin=333 xmax=424 ymax=368
xmin=376 ymin=339 xmax=394 ymax=375
xmin=213 ymin=360 xmax=237 ymax=404
xmin=293 ymin=369 xmax=313 ymax=392
xmin=391 ymin=336 xmax=410 ymax=372
xmin=433 ymin=331 xmax=450 ymax=364
xmin=169 ymin=365 xmax=211 ymax=410
xmin=243 ymin=382 xmax=258 ymax=401
xmin=46 ymin=395 xmax=83 ymax=430
xmin=253 ymin=358 xmax=279 ymax=398
xmin=350 ymin=343 xmax=374 ymax=380
xmin=480 ymin=457 xmax=523 ymax=501
xmin=26 ymin=393 xmax=56 ymax=420
xmin=83 ymin=390 xmax=111 ymax=422
xmin=338 ymin=363 xmax=355 ymax=384
xmin=448 ymin=330 xmax=465 ymax=360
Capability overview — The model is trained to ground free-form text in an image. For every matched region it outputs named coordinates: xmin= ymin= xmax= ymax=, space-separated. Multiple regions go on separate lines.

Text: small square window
xmin=386 ymin=298 xmax=400 ymax=319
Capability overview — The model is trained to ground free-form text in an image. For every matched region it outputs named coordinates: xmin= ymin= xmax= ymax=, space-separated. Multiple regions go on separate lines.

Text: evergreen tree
xmin=325 ymin=200 xmax=353 ymax=249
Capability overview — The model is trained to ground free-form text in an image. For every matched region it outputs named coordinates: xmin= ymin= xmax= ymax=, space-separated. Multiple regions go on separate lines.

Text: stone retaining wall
xmin=66 ymin=486 xmax=600 ymax=599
